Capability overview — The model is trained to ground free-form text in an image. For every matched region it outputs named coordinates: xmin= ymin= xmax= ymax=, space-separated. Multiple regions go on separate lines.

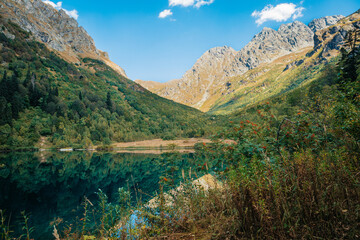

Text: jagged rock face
xmin=143 ymin=46 xmax=239 ymax=107
xmin=308 ymin=15 xmax=344 ymax=32
xmin=312 ymin=11 xmax=360 ymax=58
xmin=0 ymin=0 xmax=127 ymax=77
xmin=182 ymin=46 xmax=239 ymax=86
xmin=232 ymin=21 xmax=314 ymax=73
xmin=174 ymin=46 xmax=240 ymax=107
xmin=138 ymin=14 xmax=350 ymax=111
xmin=139 ymin=21 xmax=316 ymax=111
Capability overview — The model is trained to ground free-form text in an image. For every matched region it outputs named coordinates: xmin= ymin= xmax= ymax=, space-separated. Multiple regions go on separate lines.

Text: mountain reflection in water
xmin=0 ymin=151 xmax=199 ymax=239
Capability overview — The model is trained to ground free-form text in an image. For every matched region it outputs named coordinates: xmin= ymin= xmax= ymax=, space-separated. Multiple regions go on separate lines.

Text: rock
xmin=0 ymin=0 xmax=127 ymax=77
xmin=146 ymin=174 xmax=222 ymax=208
xmin=283 ymin=59 xmax=304 ymax=71
xmin=232 ymin=21 xmax=314 ymax=72
xmin=308 ymin=15 xmax=344 ymax=32
xmin=138 ymin=13 xmax=358 ymax=111
xmin=139 ymin=21 xmax=316 ymax=110
xmin=0 ymin=25 xmax=15 ymax=40
xmin=311 ymin=11 xmax=360 ymax=58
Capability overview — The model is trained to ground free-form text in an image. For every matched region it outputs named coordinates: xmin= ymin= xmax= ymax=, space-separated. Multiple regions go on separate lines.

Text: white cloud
xmin=159 ymin=9 xmax=173 ymax=18
xmin=63 ymin=9 xmax=79 ymax=19
xmin=169 ymin=0 xmax=195 ymax=7
xmin=168 ymin=0 xmax=214 ymax=8
xmin=251 ymin=3 xmax=305 ymax=25
xmin=42 ymin=1 xmax=79 ymax=20
xmin=43 ymin=0 xmax=62 ymax=9
xmin=194 ymin=0 xmax=214 ymax=8
xmin=159 ymin=0 xmax=213 ymax=19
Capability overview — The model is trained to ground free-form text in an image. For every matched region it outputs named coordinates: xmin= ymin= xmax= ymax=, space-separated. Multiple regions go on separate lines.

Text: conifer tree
xmin=106 ymin=91 xmax=113 ymax=112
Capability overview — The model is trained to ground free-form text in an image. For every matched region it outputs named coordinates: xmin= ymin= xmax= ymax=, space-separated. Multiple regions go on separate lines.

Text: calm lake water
xmin=0 ymin=150 xmax=208 ymax=239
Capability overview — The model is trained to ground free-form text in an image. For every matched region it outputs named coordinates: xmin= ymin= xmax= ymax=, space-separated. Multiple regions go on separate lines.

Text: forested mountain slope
xmin=0 ymin=0 xmax=127 ymax=77
xmin=0 ymin=18 xmax=216 ymax=149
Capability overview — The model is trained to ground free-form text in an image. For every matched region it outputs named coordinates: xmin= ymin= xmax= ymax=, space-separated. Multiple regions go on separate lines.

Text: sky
xmin=43 ymin=0 xmax=359 ymax=82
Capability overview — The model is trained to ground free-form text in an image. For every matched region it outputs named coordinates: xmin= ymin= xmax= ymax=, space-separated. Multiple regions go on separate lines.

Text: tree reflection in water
xmin=0 ymin=151 xmax=197 ymax=239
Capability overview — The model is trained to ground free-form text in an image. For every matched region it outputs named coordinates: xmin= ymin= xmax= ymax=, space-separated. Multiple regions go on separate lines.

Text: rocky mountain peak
xmin=254 ymin=27 xmax=278 ymax=40
xmin=138 ymin=19 xmax=319 ymax=111
xmin=206 ymin=46 xmax=236 ymax=57
xmin=233 ymin=20 xmax=314 ymax=72
xmin=137 ymin=12 xmax=355 ymax=112
xmin=181 ymin=46 xmax=238 ymax=85
xmin=308 ymin=15 xmax=344 ymax=32
xmin=0 ymin=0 xmax=127 ymax=77
xmin=311 ymin=11 xmax=359 ymax=59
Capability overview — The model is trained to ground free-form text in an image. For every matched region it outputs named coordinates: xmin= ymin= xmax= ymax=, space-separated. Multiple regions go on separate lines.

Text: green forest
xmin=0 ymin=18 xmax=220 ymax=150
xmin=0 ymin=11 xmax=360 ymax=240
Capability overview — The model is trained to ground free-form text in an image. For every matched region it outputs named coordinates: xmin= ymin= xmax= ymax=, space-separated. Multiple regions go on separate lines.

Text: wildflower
xmin=271 ymin=115 xmax=274 ymax=118
xmin=229 ymin=121 xmax=234 ymax=124
xmin=266 ymin=102 xmax=270 ymax=105
xmin=202 ymin=142 xmax=206 ymax=146
xmin=261 ymin=146 xmax=267 ymax=150
xmin=246 ymin=120 xmax=250 ymax=123
xmin=164 ymin=177 xmax=168 ymax=182
xmin=253 ymin=131 xmax=257 ymax=135
xmin=240 ymin=121 xmax=244 ymax=124
xmin=297 ymin=112 xmax=302 ymax=115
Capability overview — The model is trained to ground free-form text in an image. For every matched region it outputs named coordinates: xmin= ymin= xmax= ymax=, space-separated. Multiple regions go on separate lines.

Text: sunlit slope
xmin=208 ymin=48 xmax=321 ymax=114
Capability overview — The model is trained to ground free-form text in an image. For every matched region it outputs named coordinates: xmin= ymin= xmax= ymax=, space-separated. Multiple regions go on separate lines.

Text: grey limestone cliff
xmin=138 ymin=15 xmax=347 ymax=110
xmin=308 ymin=15 xmax=344 ymax=33
xmin=0 ymin=0 xmax=127 ymax=77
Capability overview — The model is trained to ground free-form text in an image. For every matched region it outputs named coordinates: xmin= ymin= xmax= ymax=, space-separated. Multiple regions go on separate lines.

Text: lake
xmin=0 ymin=150 xmax=210 ymax=239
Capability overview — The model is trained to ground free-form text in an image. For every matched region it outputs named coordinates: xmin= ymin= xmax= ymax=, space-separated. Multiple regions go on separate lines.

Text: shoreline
xmin=0 ymin=138 xmax=214 ymax=153
xmin=110 ymin=138 xmax=211 ymax=148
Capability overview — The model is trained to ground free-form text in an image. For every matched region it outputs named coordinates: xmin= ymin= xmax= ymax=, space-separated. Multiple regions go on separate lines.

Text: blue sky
xmin=45 ymin=0 xmax=359 ymax=82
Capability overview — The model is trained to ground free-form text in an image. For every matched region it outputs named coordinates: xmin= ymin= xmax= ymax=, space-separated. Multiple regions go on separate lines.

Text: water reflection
xmin=0 ymin=151 xmax=197 ymax=239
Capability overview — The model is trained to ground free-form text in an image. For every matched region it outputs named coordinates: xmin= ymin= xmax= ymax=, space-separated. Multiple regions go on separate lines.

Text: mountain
xmin=311 ymin=11 xmax=360 ymax=59
xmin=137 ymin=15 xmax=345 ymax=112
xmin=0 ymin=0 xmax=217 ymax=149
xmin=209 ymin=12 xmax=359 ymax=114
xmin=0 ymin=0 xmax=126 ymax=77
xmin=308 ymin=15 xmax=344 ymax=32
xmin=138 ymin=46 xmax=239 ymax=108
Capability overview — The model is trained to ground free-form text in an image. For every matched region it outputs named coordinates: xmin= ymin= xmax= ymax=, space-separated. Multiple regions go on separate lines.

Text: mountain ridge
xmin=0 ymin=0 xmax=127 ymax=77
xmin=136 ymin=15 xmax=345 ymax=111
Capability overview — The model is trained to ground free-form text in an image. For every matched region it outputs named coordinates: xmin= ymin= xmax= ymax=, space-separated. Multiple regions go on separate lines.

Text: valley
xmin=0 ymin=0 xmax=359 ymax=239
